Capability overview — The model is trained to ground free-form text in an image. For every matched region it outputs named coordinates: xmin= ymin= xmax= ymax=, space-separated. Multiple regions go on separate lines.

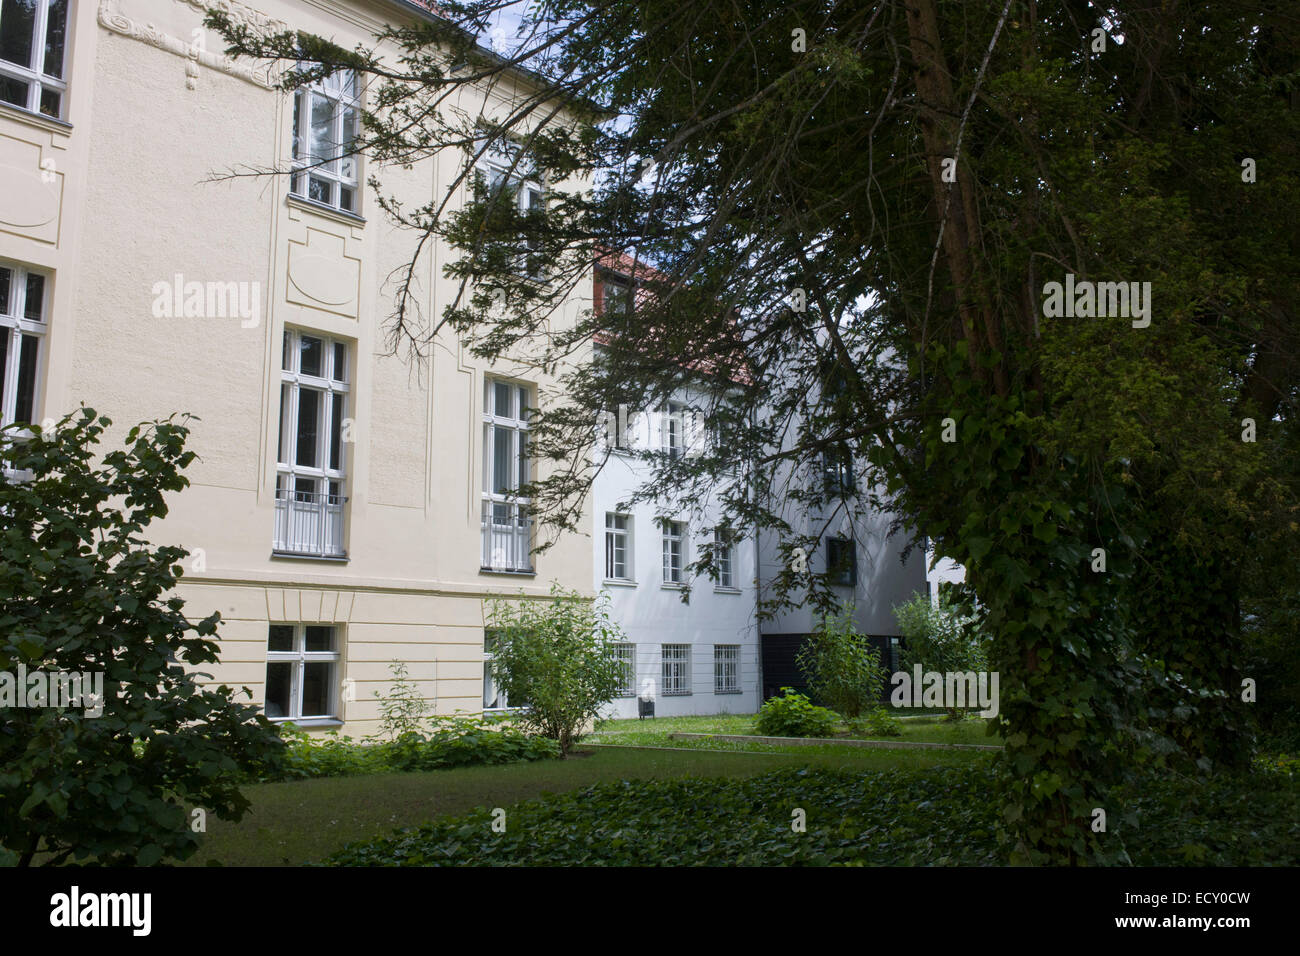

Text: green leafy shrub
xmin=893 ymin=592 xmax=988 ymax=719
xmin=485 ymin=583 xmax=626 ymax=754
xmin=796 ymin=604 xmax=887 ymax=718
xmin=267 ymin=715 xmax=557 ymax=781
xmin=851 ymin=707 xmax=903 ymax=738
xmin=369 ymin=660 xmax=431 ymax=742
xmin=0 ymin=410 xmax=284 ymax=866
xmin=754 ymin=688 xmax=838 ymax=738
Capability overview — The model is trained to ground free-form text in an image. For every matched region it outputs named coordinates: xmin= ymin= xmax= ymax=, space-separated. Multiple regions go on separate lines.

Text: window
xmin=483 ymin=629 xmax=510 ymax=710
xmin=600 ymin=275 xmax=632 ymax=323
xmin=264 ymin=624 xmax=340 ymax=720
xmin=714 ymin=530 xmax=735 ymax=589
xmin=290 ymin=69 xmax=361 ymax=213
xmin=714 ymin=645 xmax=740 ymax=694
xmin=482 ymin=378 xmax=532 ymax=572
xmin=612 ymin=643 xmax=635 ymax=698
xmin=0 ymin=263 xmax=46 ymax=431
xmin=827 ymin=536 xmax=856 ymax=587
xmin=603 ymin=405 xmax=632 ymax=450
xmin=274 ymin=329 xmax=349 ymax=557
xmin=0 ymin=0 xmax=68 ymax=118
xmin=663 ymin=401 xmax=686 ymax=459
xmin=477 ymin=137 xmax=545 ymax=278
xmin=662 ymin=644 xmax=690 ymax=696
xmin=605 ymin=511 xmax=631 ymax=581
xmin=822 ymin=446 xmax=854 ymax=497
xmin=661 ymin=519 xmax=685 ymax=584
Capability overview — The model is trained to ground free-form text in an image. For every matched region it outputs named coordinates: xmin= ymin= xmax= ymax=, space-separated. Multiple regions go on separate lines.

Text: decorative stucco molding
xmin=97 ymin=0 xmax=287 ymax=90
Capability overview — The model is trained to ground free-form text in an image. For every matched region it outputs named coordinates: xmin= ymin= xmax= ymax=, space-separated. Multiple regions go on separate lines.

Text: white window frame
xmin=714 ymin=530 xmax=735 ymax=590
xmin=662 ymin=644 xmax=691 ymax=696
xmin=0 ymin=262 xmax=48 ymax=433
xmin=475 ymin=135 xmax=546 ymax=279
xmin=714 ymin=644 xmax=741 ymax=695
xmin=612 ymin=642 xmax=635 ymax=698
xmin=661 ymin=519 xmax=686 ymax=585
xmin=481 ymin=377 xmax=533 ymax=572
xmin=604 ymin=511 xmax=632 ymax=581
xmin=274 ymin=328 xmax=350 ymax=557
xmin=0 ymin=0 xmax=69 ymax=118
xmin=264 ymin=624 xmax=341 ymax=721
xmin=290 ymin=68 xmax=361 ymax=213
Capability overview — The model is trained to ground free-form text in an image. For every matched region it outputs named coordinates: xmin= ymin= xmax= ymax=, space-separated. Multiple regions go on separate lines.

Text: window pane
xmin=338 ymin=186 xmax=354 ymax=212
xmin=310 ymin=93 xmax=333 ymax=167
xmin=0 ymin=331 xmax=8 ymax=420
xmin=291 ymin=91 xmax=302 ymax=162
xmin=295 ymin=389 xmax=321 ymax=467
xmin=14 ymin=333 xmax=38 ymax=423
xmin=38 ymin=86 xmax=58 ymax=118
xmin=340 ymin=107 xmax=357 ymax=181
xmin=0 ymin=75 xmax=28 ymax=109
xmin=43 ymin=0 xmax=67 ymax=79
xmin=23 ymin=272 xmax=43 ymax=321
xmin=265 ymin=662 xmax=292 ymax=718
xmin=301 ymin=662 xmax=333 ymax=716
xmin=305 ymin=625 xmax=333 ymax=652
xmin=492 ymin=426 xmax=511 ymax=494
xmin=298 ymin=335 xmax=322 ymax=376
xmin=0 ymin=267 xmax=10 ymax=314
xmin=493 ymin=382 xmax=511 ymax=418
xmin=268 ymin=624 xmax=294 ymax=652
xmin=308 ymin=176 xmax=331 ymax=204
xmin=0 ymin=0 xmax=36 ymax=70
xmin=517 ymin=386 xmax=528 ymax=417
xmin=329 ymin=392 xmax=343 ymax=471
xmin=332 ymin=342 xmax=346 ymax=382
xmin=294 ymin=475 xmax=318 ymax=500
xmin=277 ymin=383 xmax=291 ymax=464
xmin=517 ymin=430 xmax=528 ymax=487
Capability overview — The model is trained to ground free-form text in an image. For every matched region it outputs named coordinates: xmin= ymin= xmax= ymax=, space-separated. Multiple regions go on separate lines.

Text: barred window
xmin=662 ymin=644 xmax=691 ymax=696
xmin=714 ymin=645 xmax=740 ymax=694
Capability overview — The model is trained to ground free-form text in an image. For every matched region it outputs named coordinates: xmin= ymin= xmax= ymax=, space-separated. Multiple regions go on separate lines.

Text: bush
xmin=267 ymin=716 xmax=558 ymax=781
xmin=369 ymin=660 xmax=430 ymax=742
xmin=485 ymin=583 xmax=627 ymax=754
xmin=796 ymin=604 xmax=887 ymax=718
xmin=0 ymin=410 xmax=284 ymax=866
xmin=754 ymin=688 xmax=839 ymax=738
xmin=851 ymin=707 xmax=903 ymax=738
xmin=893 ymin=591 xmax=988 ymax=719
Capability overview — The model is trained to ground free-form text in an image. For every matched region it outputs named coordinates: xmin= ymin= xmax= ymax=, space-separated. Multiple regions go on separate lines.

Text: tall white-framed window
xmin=482 ymin=377 xmax=532 ymax=572
xmin=0 ymin=0 xmax=68 ymax=118
xmin=0 ymin=262 xmax=46 ymax=432
xmin=605 ymin=511 xmax=632 ymax=581
xmin=714 ymin=644 xmax=740 ymax=694
xmin=661 ymin=519 xmax=686 ymax=585
xmin=264 ymin=624 xmax=341 ymax=721
xmin=476 ymin=135 xmax=545 ymax=278
xmin=662 ymin=400 xmax=686 ymax=459
xmin=662 ymin=644 xmax=691 ymax=696
xmin=290 ymin=68 xmax=361 ymax=213
xmin=274 ymin=328 xmax=349 ymax=558
xmin=714 ymin=529 xmax=736 ymax=589
xmin=612 ymin=642 xmax=635 ymax=698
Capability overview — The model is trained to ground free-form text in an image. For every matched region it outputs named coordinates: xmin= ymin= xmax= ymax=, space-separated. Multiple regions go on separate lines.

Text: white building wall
xmin=592 ymin=397 xmax=761 ymax=719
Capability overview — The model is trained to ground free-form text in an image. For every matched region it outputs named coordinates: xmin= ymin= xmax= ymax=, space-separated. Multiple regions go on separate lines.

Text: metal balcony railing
xmin=273 ymin=486 xmax=347 ymax=558
xmin=481 ymin=499 xmax=533 ymax=572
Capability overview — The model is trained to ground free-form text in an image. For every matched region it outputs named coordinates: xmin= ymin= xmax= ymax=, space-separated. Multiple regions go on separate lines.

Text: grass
xmin=187 ymin=742 xmax=990 ymax=866
xmin=586 ymin=713 xmax=1001 ymax=752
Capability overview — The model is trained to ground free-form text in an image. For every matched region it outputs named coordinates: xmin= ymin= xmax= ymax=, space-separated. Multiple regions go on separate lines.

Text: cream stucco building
xmin=0 ymin=0 xmax=594 ymax=735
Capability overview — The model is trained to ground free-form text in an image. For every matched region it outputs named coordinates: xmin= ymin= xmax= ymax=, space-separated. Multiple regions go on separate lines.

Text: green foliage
xmin=369 ymin=660 xmax=431 ymax=743
xmin=894 ymin=592 xmax=989 ymax=720
xmin=796 ymin=604 xmax=887 ymax=718
xmin=485 ymin=583 xmax=626 ymax=755
xmin=852 ymin=707 xmax=903 ymax=738
xmin=0 ymin=409 xmax=284 ymax=866
xmin=269 ymin=716 xmax=558 ymax=780
xmin=754 ymin=688 xmax=838 ymax=738
xmin=322 ymin=764 xmax=1299 ymax=867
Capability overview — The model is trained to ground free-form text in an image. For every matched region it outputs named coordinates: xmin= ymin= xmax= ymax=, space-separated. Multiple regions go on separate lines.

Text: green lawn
xmin=586 ymin=713 xmax=1001 ymax=752
xmin=187 ymin=743 xmax=989 ymax=866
